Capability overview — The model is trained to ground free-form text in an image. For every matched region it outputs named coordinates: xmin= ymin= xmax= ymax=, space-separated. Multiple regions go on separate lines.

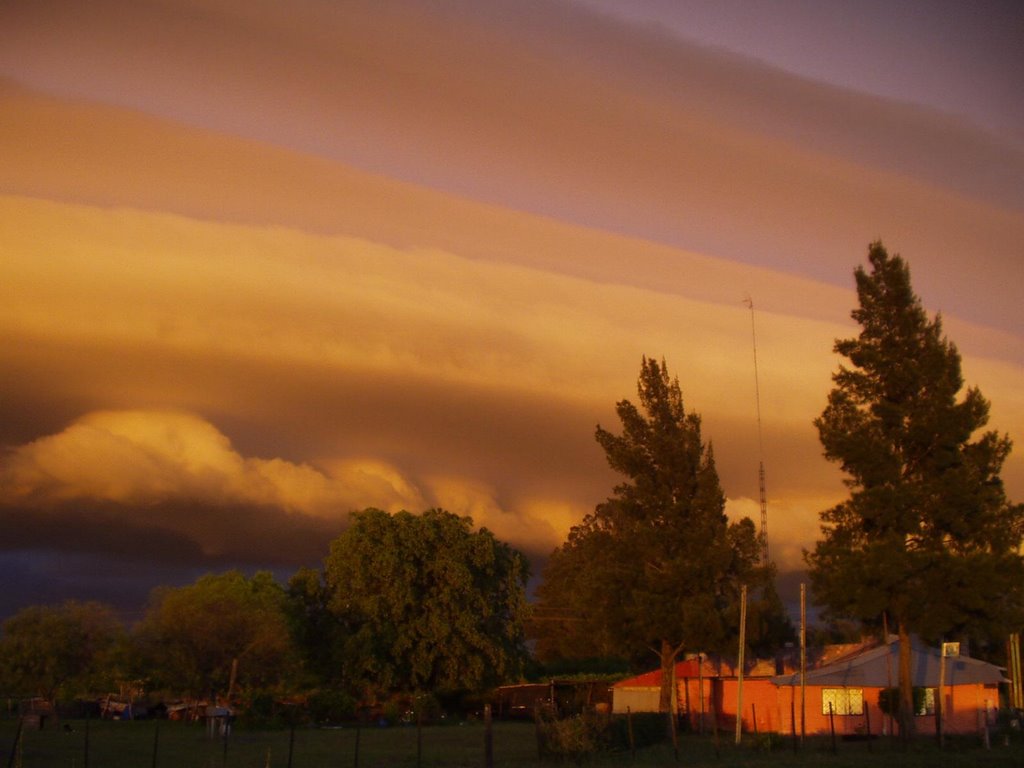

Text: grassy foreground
xmin=2 ymin=719 xmax=1022 ymax=767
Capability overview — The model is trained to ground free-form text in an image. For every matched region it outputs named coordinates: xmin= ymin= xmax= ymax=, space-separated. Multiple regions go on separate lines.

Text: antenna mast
xmin=744 ymin=296 xmax=770 ymax=565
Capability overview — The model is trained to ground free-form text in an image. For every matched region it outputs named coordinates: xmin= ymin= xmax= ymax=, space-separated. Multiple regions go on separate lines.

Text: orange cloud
xmin=0 ymin=410 xmax=418 ymax=516
xmin=1 ymin=0 xmax=1021 ymax=615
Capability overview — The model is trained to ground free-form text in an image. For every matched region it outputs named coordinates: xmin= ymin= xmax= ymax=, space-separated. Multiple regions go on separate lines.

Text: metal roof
xmin=771 ymin=639 xmax=1007 ymax=688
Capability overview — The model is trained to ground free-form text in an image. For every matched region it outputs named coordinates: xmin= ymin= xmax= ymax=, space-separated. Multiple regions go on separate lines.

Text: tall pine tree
xmin=536 ymin=358 xmax=785 ymax=711
xmin=808 ymin=242 xmax=1024 ymax=736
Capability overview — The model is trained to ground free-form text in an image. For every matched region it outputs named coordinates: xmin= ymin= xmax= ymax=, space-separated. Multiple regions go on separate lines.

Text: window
xmin=822 ymin=688 xmax=863 ymax=715
xmin=916 ymin=687 xmax=936 ymax=716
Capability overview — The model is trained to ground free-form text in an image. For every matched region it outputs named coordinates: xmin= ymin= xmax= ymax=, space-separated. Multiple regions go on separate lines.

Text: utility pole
xmin=744 ymin=296 xmax=769 ymax=565
xmin=735 ymin=584 xmax=748 ymax=746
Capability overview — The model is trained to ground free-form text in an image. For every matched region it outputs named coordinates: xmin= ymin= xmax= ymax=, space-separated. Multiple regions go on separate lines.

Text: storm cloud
xmin=1 ymin=0 xmax=1021 ymax=620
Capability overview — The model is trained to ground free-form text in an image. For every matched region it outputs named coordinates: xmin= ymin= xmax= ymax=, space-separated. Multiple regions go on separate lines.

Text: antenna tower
xmin=744 ymin=296 xmax=770 ymax=565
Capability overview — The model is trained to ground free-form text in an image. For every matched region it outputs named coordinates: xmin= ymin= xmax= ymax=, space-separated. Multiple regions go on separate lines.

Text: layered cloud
xmin=0 ymin=0 xmax=1021 ymax=619
xmin=0 ymin=407 xmax=587 ymax=564
xmin=1 ymin=410 xmax=418 ymax=517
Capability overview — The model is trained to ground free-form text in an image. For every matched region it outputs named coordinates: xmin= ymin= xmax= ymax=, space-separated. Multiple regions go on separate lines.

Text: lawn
xmin=2 ymin=718 xmax=1022 ymax=767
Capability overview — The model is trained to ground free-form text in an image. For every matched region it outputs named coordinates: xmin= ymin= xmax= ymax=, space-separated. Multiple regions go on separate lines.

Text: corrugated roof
xmin=614 ymin=658 xmax=709 ymax=689
xmin=771 ymin=639 xmax=1006 ymax=688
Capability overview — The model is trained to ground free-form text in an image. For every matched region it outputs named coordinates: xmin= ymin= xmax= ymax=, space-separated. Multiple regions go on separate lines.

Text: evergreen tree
xmin=807 ymin=242 xmax=1024 ymax=736
xmin=535 ymin=357 xmax=783 ymax=711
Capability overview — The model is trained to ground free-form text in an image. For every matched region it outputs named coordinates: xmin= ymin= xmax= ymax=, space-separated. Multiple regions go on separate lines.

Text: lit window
xmin=821 ymin=688 xmax=863 ymax=715
xmin=916 ymin=687 xmax=935 ymax=716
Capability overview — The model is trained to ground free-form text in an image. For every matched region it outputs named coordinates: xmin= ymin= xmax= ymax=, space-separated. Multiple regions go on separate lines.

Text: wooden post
xmin=864 ymin=697 xmax=872 ymax=753
xmin=938 ymin=641 xmax=947 ymax=748
xmin=1013 ymin=634 xmax=1024 ymax=710
xmin=534 ymin=702 xmax=545 ymax=760
xmin=752 ymin=703 xmax=759 ymax=738
xmin=883 ymin=613 xmax=894 ymax=739
xmin=416 ymin=704 xmax=423 ymax=768
xmin=152 ymin=721 xmax=160 ymax=768
xmin=828 ymin=701 xmax=836 ymax=754
xmin=698 ymin=653 xmax=705 ymax=735
xmin=1009 ymin=635 xmax=1018 ymax=709
xmin=84 ymin=715 xmax=91 ymax=768
xmin=1017 ymin=634 xmax=1023 ymax=709
xmin=799 ymin=584 xmax=806 ymax=745
xmin=626 ymin=706 xmax=635 ymax=760
xmin=668 ymin=709 xmax=679 ymax=762
xmin=683 ymin=676 xmax=691 ymax=732
xmin=982 ymin=703 xmax=990 ymax=750
xmin=790 ymin=694 xmax=797 ymax=754
xmin=286 ymin=724 xmax=295 ymax=768
xmin=353 ymin=719 xmax=361 ymax=768
xmin=6 ymin=716 xmax=24 ymax=768
xmin=226 ymin=657 xmax=238 ymax=704
xmin=712 ymin=697 xmax=720 ymax=759
xmin=483 ymin=703 xmax=493 ymax=768
xmin=735 ymin=584 xmax=747 ymax=746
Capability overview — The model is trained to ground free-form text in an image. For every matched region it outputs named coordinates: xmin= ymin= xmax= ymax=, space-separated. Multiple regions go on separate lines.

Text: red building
xmin=613 ymin=639 xmax=1006 ymax=737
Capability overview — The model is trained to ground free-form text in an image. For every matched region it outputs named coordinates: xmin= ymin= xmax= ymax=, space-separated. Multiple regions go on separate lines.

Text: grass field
xmin=2 ymin=719 xmax=1022 ymax=768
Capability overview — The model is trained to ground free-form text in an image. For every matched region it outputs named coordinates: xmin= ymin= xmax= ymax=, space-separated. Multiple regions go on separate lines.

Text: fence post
xmin=790 ymin=695 xmax=797 ymax=754
xmin=626 ymin=707 xmax=635 ymax=760
xmin=416 ymin=705 xmax=423 ymax=768
xmin=5 ymin=716 xmax=24 ymax=768
xmin=828 ymin=701 xmax=836 ymax=754
xmin=533 ymin=702 xmax=545 ymax=760
xmin=668 ymin=709 xmax=679 ymax=762
xmin=864 ymin=699 xmax=872 ymax=753
xmin=152 ymin=721 xmax=160 ymax=768
xmin=484 ymin=703 xmax=493 ymax=768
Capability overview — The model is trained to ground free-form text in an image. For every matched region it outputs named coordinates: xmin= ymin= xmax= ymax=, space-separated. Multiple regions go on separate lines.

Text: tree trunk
xmin=898 ymin=621 xmax=915 ymax=740
xmin=658 ymin=640 xmax=677 ymax=713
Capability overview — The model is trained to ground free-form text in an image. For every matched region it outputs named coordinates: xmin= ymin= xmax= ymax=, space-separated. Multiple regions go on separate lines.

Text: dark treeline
xmin=0 ymin=508 xmax=529 ymax=723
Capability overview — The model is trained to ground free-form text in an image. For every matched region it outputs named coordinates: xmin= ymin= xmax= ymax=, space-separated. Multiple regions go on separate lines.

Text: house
xmin=613 ymin=655 xmax=785 ymax=732
xmin=612 ymin=639 xmax=1006 ymax=738
xmin=771 ymin=638 xmax=1005 ymax=736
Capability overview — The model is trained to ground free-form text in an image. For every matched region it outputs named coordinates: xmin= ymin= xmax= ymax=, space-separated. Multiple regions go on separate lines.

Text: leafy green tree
xmin=0 ymin=600 xmax=125 ymax=705
xmin=535 ymin=358 xmax=780 ymax=711
xmin=134 ymin=570 xmax=297 ymax=699
xmin=807 ymin=242 xmax=1024 ymax=736
xmin=324 ymin=508 xmax=529 ymax=697
xmin=285 ymin=566 xmax=350 ymax=688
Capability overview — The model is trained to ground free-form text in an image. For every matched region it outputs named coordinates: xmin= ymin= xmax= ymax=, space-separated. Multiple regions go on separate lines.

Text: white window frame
xmin=821 ymin=688 xmax=864 ymax=716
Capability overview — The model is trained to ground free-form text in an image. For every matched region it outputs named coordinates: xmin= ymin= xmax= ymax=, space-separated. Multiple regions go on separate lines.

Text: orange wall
xmin=673 ymin=678 xmax=1000 ymax=736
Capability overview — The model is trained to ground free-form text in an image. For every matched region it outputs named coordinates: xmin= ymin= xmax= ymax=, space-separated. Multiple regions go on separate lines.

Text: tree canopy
xmin=323 ymin=507 xmax=530 ymax=697
xmin=807 ymin=242 xmax=1024 ymax=734
xmin=535 ymin=357 xmax=783 ymax=710
xmin=134 ymin=570 xmax=296 ymax=698
xmin=0 ymin=600 xmax=125 ymax=704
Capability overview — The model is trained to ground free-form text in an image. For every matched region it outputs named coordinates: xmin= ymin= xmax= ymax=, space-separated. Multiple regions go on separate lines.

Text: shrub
xmin=307 ymin=690 xmax=357 ymax=724
xmin=537 ymin=710 xmax=615 ymax=763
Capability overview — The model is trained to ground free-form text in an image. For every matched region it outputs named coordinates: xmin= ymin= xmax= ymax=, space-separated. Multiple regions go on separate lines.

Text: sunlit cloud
xmin=0 ymin=410 xmax=411 ymax=516
xmin=0 ymin=0 xmax=1020 ymax=617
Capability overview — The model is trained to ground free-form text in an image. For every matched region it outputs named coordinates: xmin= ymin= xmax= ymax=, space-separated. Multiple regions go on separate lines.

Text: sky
xmin=1 ymin=0 xmax=1022 ymax=623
